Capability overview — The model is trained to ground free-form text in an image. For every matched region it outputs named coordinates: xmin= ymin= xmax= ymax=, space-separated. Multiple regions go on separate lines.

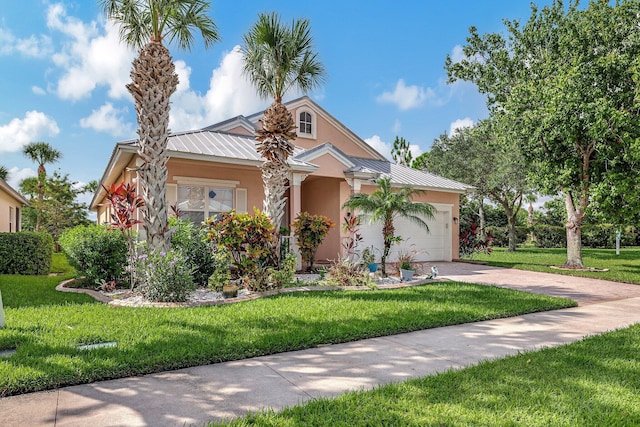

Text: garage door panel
xmin=358 ymin=210 xmax=450 ymax=262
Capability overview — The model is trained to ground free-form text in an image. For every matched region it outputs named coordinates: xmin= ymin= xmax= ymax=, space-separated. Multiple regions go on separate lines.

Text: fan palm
xmin=342 ymin=177 xmax=435 ymax=276
xmin=100 ymin=0 xmax=219 ymax=251
xmin=242 ymin=12 xmax=325 ymax=238
xmin=22 ymin=141 xmax=62 ymax=231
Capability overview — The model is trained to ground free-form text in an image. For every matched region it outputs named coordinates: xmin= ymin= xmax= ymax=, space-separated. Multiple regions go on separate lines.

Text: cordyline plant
xmin=291 ymin=212 xmax=334 ymax=272
xmin=341 ymin=215 xmax=363 ymax=262
xmin=460 ymin=223 xmax=494 ymax=259
xmin=100 ymin=182 xmax=144 ymax=289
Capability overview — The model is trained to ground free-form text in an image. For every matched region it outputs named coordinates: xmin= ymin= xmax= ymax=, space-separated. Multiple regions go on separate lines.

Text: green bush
xmin=135 ymin=249 xmax=195 ymax=302
xmin=582 ymin=224 xmax=637 ymax=248
xmin=0 ymin=232 xmax=53 ymax=275
xmin=58 ymin=225 xmax=127 ymax=285
xmin=169 ymin=217 xmax=215 ymax=286
xmin=485 ymin=226 xmax=508 ymax=247
xmin=531 ymin=225 xmax=566 ymax=248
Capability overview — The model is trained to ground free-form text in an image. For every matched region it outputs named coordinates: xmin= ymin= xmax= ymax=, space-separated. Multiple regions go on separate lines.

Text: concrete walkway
xmin=2 ymin=263 xmax=640 ymax=426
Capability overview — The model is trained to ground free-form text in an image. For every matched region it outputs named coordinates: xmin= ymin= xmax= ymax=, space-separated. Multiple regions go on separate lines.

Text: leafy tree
xmin=0 ymin=165 xmax=8 ymax=181
xmin=342 ymin=177 xmax=435 ymax=276
xmin=100 ymin=0 xmax=219 ymax=252
xmin=422 ymin=120 xmax=531 ymax=251
xmin=447 ymin=0 xmax=640 ymax=267
xmin=20 ymin=171 xmax=92 ymax=250
xmin=391 ymin=136 xmax=413 ymax=167
xmin=22 ymin=141 xmax=61 ymax=231
xmin=242 ymin=12 xmax=326 ymax=252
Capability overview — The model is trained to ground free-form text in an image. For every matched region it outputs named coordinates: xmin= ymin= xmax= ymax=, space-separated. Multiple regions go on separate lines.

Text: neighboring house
xmin=91 ymin=97 xmax=470 ymax=262
xmin=0 ymin=179 xmax=28 ymax=233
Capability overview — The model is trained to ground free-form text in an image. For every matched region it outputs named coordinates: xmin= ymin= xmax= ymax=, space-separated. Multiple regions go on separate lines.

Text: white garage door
xmin=358 ymin=205 xmax=452 ymax=262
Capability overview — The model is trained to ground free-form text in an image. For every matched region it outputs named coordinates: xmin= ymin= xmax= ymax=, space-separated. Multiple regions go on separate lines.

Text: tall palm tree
xmin=22 ymin=141 xmax=61 ymax=231
xmin=342 ymin=177 xmax=435 ymax=276
xmin=0 ymin=165 xmax=8 ymax=181
xmin=100 ymin=0 xmax=219 ymax=252
xmin=242 ymin=12 xmax=325 ymax=241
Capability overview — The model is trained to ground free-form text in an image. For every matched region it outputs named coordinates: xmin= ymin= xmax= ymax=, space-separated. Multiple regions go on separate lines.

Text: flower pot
xmin=367 ymin=263 xmax=379 ymax=273
xmin=400 ymin=268 xmax=415 ymax=282
xmin=222 ymin=285 xmax=238 ymax=298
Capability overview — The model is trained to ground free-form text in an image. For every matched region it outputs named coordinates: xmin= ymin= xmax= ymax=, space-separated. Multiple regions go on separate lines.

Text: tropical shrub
xmin=459 ymin=223 xmax=493 ymax=259
xmin=204 ymin=209 xmax=276 ymax=286
xmin=135 ymin=249 xmax=195 ymax=302
xmin=59 ymin=225 xmax=127 ymax=284
xmin=531 ymin=225 xmax=566 ymax=248
xmin=0 ymin=232 xmax=53 ymax=275
xmin=291 ymin=211 xmax=334 ymax=271
xmin=208 ymin=246 xmax=232 ymax=292
xmin=582 ymin=224 xmax=636 ymax=248
xmin=169 ymin=217 xmax=215 ymax=286
xmin=324 ymin=259 xmax=370 ymax=287
xmin=269 ymin=252 xmax=297 ymax=288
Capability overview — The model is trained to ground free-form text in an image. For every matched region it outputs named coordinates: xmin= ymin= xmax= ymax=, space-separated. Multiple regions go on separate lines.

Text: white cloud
xmin=364 ymin=135 xmax=392 ymax=160
xmin=0 ymin=27 xmax=53 ymax=57
xmin=32 ymin=86 xmax=46 ymax=96
xmin=450 ymin=45 xmax=466 ymax=63
xmin=0 ymin=111 xmax=60 ymax=153
xmin=377 ymin=79 xmax=435 ymax=111
xmin=450 ymin=117 xmax=474 ymax=135
xmin=47 ymin=3 xmax=134 ymax=101
xmin=169 ymin=46 xmax=267 ymax=131
xmin=80 ymin=102 xmax=134 ymax=137
xmin=6 ymin=167 xmax=36 ymax=191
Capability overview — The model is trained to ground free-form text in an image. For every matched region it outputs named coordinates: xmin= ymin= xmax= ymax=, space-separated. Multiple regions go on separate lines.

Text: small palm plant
xmin=343 ymin=177 xmax=435 ymax=276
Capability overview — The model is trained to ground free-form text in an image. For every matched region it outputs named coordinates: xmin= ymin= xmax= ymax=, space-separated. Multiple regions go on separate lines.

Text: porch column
xmin=289 ymin=173 xmax=308 ymax=270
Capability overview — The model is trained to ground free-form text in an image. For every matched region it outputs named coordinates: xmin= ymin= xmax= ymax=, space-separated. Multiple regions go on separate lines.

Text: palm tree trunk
xmin=127 ymin=42 xmax=178 ymax=252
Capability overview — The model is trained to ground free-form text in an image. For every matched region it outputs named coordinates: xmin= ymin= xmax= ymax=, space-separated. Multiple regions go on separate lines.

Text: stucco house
xmin=91 ymin=97 xmax=470 ymax=263
xmin=0 ymin=179 xmax=28 ymax=233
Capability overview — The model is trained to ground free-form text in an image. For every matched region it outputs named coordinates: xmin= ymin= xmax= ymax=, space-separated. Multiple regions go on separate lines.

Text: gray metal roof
xmin=121 ymin=130 xmax=314 ymax=168
xmin=348 ymin=157 xmax=472 ymax=192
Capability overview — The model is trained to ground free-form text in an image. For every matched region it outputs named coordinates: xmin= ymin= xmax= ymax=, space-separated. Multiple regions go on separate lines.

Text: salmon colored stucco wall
xmin=301 ymin=177 xmax=343 ymax=261
xmin=225 ymin=126 xmax=253 ymax=136
xmin=0 ymin=188 xmax=23 ymax=232
xmin=289 ymin=106 xmax=375 ymax=159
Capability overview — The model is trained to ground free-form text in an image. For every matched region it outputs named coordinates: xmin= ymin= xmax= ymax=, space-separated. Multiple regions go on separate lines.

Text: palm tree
xmin=0 ymin=165 xmax=8 ymax=181
xmin=22 ymin=141 xmax=61 ymax=231
xmin=342 ymin=177 xmax=435 ymax=276
xmin=242 ymin=12 xmax=325 ymax=241
xmin=100 ymin=0 xmax=219 ymax=252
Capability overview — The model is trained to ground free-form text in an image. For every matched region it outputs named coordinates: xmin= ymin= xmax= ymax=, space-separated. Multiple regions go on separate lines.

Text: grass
xmin=473 ymin=246 xmax=640 ymax=284
xmin=215 ymin=324 xmax=640 ymax=426
xmin=0 ymin=257 xmax=575 ymax=397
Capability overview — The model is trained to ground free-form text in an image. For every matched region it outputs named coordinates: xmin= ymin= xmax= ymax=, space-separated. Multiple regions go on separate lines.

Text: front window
xmin=299 ymin=111 xmax=312 ymax=134
xmin=177 ymin=185 xmax=234 ymax=223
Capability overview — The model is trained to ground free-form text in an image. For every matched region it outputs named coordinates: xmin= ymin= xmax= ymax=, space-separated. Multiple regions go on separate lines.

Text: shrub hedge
xmin=0 ymin=232 xmax=53 ymax=275
xmin=59 ymin=224 xmax=128 ymax=286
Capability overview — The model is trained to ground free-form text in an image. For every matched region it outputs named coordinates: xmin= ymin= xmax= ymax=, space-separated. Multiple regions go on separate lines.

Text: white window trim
xmin=296 ymin=107 xmax=317 ymax=140
xmin=173 ymin=176 xmax=240 ymax=188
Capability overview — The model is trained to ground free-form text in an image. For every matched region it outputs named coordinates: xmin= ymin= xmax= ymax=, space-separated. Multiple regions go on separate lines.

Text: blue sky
xmin=0 ymin=0 xmax=554 ymax=203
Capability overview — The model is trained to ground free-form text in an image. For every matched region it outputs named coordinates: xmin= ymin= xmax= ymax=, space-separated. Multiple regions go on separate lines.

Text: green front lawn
xmin=474 ymin=247 xmax=640 ymax=284
xmin=217 ymin=323 xmax=640 ymax=426
xmin=0 ymin=261 xmax=575 ymax=397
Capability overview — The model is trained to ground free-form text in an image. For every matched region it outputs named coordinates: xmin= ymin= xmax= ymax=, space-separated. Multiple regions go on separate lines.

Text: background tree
xmin=342 ymin=177 xmax=434 ymax=276
xmin=22 ymin=141 xmax=61 ymax=231
xmin=447 ymin=0 xmax=640 ymax=267
xmin=0 ymin=165 xmax=8 ymax=181
xmin=20 ymin=171 xmax=92 ymax=250
xmin=100 ymin=0 xmax=219 ymax=252
xmin=391 ymin=136 xmax=412 ymax=167
xmin=242 ymin=12 xmax=325 ymax=252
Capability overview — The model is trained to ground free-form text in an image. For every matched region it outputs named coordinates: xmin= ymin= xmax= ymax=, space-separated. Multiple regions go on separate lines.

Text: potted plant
xmin=360 ymin=246 xmax=378 ymax=273
xmin=397 ymin=245 xmax=416 ymax=281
